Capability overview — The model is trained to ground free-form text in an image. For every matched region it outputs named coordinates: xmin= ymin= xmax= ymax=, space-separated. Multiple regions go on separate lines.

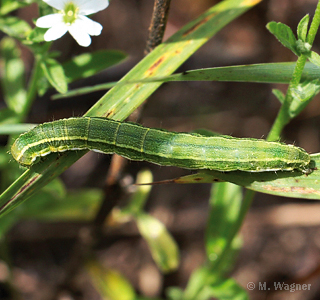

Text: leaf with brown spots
xmin=169 ymin=154 xmax=320 ymax=200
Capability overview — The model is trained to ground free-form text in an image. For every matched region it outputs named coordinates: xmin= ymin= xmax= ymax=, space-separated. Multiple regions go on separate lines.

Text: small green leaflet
xmin=11 ymin=117 xmax=310 ymax=172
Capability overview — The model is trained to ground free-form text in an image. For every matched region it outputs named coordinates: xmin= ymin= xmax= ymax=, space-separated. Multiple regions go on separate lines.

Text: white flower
xmin=36 ymin=0 xmax=109 ymax=47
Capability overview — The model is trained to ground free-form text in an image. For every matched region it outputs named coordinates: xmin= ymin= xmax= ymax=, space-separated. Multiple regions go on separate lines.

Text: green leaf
xmin=290 ymin=79 xmax=320 ymax=117
xmin=52 ymin=81 xmax=117 ymax=99
xmin=136 ymin=213 xmax=180 ymax=273
xmin=151 ymin=62 xmax=320 ymax=83
xmin=63 ymin=50 xmax=127 ymax=83
xmin=54 ymin=62 xmax=320 ymax=100
xmin=206 ymin=183 xmax=243 ymax=262
xmin=28 ymin=189 xmax=103 ymax=221
xmin=0 ymin=0 xmax=29 ymax=15
xmin=0 ymin=123 xmax=36 ymax=135
xmin=272 ymin=89 xmax=285 ymax=104
xmin=0 ymin=16 xmax=31 ymax=39
xmin=38 ymin=0 xmax=56 ymax=17
xmin=183 ymin=232 xmax=244 ymax=300
xmin=166 ymin=287 xmax=184 ymax=300
xmin=36 ymin=70 xmax=51 ymax=96
xmin=0 ymin=186 xmax=101 ymax=236
xmin=291 ymin=79 xmax=320 ymax=102
xmin=51 ymin=50 xmax=136 ymax=98
xmin=124 ymin=169 xmax=153 ymax=215
xmin=297 ymin=14 xmax=309 ymax=42
xmin=40 ymin=58 xmax=68 ymax=94
xmin=0 ymin=108 xmax=19 ymax=125
xmin=267 ymin=21 xmax=299 ymax=55
xmin=86 ymin=260 xmax=136 ymax=300
xmin=26 ymin=27 xmax=46 ymax=43
xmin=307 ymin=50 xmax=320 ymax=68
xmin=25 ymin=39 xmax=52 ymax=55
xmin=217 ymin=235 xmax=243 ymax=274
xmin=201 ymin=278 xmax=249 ymax=300
xmin=173 ymin=153 xmax=320 ymax=200
xmin=0 ymin=37 xmax=27 ymax=115
xmin=17 ymin=178 xmax=67 ymax=218
xmin=0 ymin=178 xmax=66 ymax=237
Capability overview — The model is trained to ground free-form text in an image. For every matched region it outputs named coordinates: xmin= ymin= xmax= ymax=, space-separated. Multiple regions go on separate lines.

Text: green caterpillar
xmin=11 ymin=117 xmax=310 ymax=172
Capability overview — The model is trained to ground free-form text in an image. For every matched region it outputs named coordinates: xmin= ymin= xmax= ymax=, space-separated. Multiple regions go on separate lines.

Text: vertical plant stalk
xmin=6 ymin=57 xmax=42 ymax=164
xmin=145 ymin=0 xmax=172 ymax=55
xmin=268 ymin=0 xmax=320 ymax=141
xmin=21 ymin=57 xmax=42 ymax=121
xmin=267 ymin=55 xmax=308 ymax=141
xmin=307 ymin=0 xmax=320 ymax=45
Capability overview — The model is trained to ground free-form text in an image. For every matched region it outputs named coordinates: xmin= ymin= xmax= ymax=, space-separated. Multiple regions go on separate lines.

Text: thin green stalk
xmin=21 ymin=57 xmax=42 ymax=121
xmin=268 ymin=0 xmax=320 ymax=141
xmin=307 ymin=0 xmax=320 ymax=45
xmin=267 ymin=55 xmax=308 ymax=141
xmin=6 ymin=57 xmax=42 ymax=159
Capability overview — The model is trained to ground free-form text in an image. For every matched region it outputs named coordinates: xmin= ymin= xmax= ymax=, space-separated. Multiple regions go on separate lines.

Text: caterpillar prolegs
xmin=11 ymin=117 xmax=311 ymax=172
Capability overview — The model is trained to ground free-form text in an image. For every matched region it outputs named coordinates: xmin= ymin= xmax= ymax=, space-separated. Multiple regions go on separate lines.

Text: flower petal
xmin=42 ymin=0 xmax=66 ymax=10
xmin=44 ymin=23 xmax=68 ymax=41
xmin=76 ymin=16 xmax=102 ymax=36
xmin=36 ymin=14 xmax=63 ymax=28
xmin=68 ymin=25 xmax=91 ymax=47
xmin=77 ymin=0 xmax=109 ymax=15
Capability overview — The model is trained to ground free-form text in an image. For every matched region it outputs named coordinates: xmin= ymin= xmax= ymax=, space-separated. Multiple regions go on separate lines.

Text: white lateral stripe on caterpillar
xmin=11 ymin=117 xmax=311 ymax=172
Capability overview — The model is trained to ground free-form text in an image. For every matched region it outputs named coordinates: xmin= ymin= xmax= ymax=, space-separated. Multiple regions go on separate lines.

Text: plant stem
xmin=21 ymin=57 xmax=42 ymax=121
xmin=268 ymin=0 xmax=320 ymax=141
xmin=307 ymin=0 xmax=320 ymax=45
xmin=145 ymin=0 xmax=172 ymax=54
xmin=267 ymin=55 xmax=308 ymax=141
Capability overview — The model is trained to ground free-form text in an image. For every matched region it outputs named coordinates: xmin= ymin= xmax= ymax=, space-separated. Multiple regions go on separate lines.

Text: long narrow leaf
xmin=0 ymin=37 xmax=27 ymax=114
xmin=53 ymin=62 xmax=320 ymax=100
xmin=172 ymin=153 xmax=320 ymax=200
xmin=160 ymin=62 xmax=320 ymax=83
